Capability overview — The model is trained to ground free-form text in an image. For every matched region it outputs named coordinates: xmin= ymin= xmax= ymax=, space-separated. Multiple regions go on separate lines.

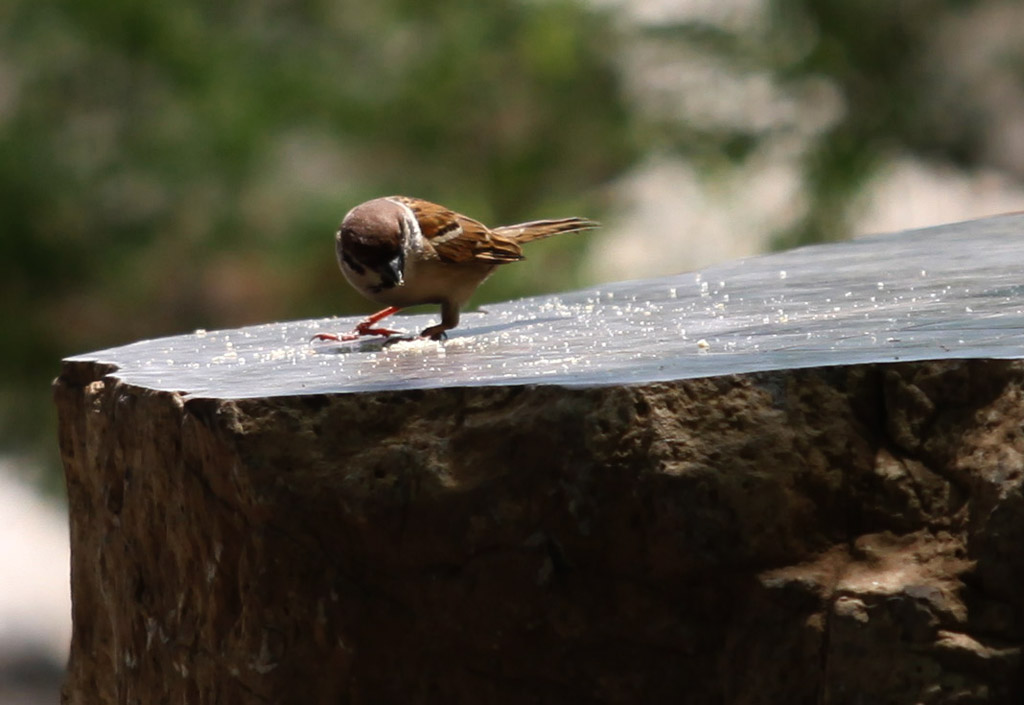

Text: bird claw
xmin=310 ymin=332 xmax=359 ymax=343
xmin=355 ymin=324 xmax=404 ymax=337
xmin=420 ymin=326 xmax=448 ymax=341
xmin=311 ymin=322 xmax=404 ymax=344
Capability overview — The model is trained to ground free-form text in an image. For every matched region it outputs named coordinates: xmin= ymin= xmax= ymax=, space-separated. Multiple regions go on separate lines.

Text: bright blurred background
xmin=3 ymin=0 xmax=1024 ymax=701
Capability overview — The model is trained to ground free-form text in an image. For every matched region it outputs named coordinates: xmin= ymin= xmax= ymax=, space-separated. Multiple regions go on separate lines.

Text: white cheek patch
xmin=388 ymin=198 xmax=440 ymax=259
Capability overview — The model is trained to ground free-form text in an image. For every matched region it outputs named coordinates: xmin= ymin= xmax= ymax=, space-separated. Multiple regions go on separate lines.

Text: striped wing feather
xmin=390 ymin=196 xmax=524 ymax=264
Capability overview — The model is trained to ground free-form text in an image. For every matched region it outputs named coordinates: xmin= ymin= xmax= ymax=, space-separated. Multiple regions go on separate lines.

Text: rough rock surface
xmin=55 ymin=357 xmax=1024 ymax=704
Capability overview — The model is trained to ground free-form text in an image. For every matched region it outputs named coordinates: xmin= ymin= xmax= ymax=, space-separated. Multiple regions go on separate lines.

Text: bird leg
xmin=311 ymin=306 xmax=404 ymax=342
xmin=353 ymin=306 xmax=405 ymax=337
xmin=420 ymin=301 xmax=459 ymax=341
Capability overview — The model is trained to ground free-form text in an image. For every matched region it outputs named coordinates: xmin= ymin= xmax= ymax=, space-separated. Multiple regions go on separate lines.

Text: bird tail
xmin=493 ymin=217 xmax=600 ymax=244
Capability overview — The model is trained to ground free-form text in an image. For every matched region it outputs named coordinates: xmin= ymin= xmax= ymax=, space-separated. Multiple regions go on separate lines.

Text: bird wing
xmin=389 ymin=196 xmax=524 ymax=264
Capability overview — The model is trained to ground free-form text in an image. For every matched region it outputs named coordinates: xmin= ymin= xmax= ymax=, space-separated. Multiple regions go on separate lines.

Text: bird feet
xmin=312 ymin=315 xmax=449 ymax=343
xmin=311 ymin=307 xmax=405 ymax=342
xmin=310 ymin=328 xmax=402 ymax=343
xmin=419 ymin=325 xmax=449 ymax=341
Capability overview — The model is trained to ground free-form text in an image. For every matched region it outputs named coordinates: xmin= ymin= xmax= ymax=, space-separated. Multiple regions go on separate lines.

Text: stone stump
xmin=56 ymin=215 xmax=1024 ymax=704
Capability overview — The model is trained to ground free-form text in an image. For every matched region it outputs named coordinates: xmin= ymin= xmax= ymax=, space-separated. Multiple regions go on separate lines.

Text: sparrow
xmin=313 ymin=196 xmax=599 ymax=342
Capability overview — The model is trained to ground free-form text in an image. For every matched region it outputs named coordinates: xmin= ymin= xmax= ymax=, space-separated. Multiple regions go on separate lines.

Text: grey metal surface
xmin=66 ymin=214 xmax=1024 ymax=398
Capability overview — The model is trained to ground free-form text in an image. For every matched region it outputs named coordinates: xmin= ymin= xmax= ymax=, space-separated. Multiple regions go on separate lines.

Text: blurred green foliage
xmin=767 ymin=0 xmax=993 ymax=247
xmin=0 ymin=0 xmax=635 ymax=476
xmin=641 ymin=0 xmax=1018 ymax=248
xmin=2 ymin=0 xmax=1020 ymax=483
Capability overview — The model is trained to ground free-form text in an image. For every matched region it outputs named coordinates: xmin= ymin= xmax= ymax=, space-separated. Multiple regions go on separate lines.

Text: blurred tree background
xmin=2 ymin=0 xmax=1023 ymax=487
xmin=0 ymin=0 xmax=635 ymax=485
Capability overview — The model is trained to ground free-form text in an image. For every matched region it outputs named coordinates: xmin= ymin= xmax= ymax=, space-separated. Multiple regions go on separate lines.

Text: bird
xmin=313 ymin=196 xmax=599 ymax=342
